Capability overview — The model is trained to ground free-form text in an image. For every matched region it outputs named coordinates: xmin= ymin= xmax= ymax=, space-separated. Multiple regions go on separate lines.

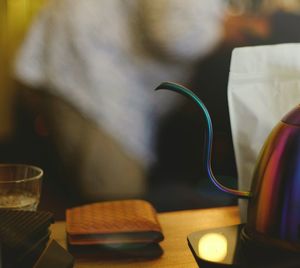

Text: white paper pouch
xmin=228 ymin=43 xmax=300 ymax=222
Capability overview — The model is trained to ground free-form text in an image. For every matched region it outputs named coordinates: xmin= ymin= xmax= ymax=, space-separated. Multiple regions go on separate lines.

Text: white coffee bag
xmin=228 ymin=43 xmax=300 ymax=222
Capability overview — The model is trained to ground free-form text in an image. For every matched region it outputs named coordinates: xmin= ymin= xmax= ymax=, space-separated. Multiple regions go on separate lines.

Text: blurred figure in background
xmin=14 ymin=0 xmax=227 ymax=203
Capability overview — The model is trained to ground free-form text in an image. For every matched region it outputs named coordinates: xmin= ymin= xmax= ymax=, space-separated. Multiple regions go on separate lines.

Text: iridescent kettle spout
xmin=155 ymin=82 xmax=250 ymax=199
xmin=157 ymin=81 xmax=300 ymax=251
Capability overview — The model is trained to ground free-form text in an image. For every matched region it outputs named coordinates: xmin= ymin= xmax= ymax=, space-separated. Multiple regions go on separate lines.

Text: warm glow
xmin=198 ymin=233 xmax=228 ymax=262
xmin=0 ymin=0 xmax=46 ymax=139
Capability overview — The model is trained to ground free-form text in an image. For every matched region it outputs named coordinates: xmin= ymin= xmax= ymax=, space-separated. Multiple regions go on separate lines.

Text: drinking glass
xmin=0 ymin=164 xmax=43 ymax=211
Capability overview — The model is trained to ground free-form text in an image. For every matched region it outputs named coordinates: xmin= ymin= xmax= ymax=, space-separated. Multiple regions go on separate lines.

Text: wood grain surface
xmin=51 ymin=206 xmax=240 ymax=268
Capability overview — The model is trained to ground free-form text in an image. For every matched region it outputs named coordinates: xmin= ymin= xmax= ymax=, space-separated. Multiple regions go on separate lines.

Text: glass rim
xmin=0 ymin=164 xmax=43 ymax=183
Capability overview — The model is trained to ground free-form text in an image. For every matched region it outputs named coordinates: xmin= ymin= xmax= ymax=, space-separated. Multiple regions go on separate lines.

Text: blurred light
xmin=198 ymin=233 xmax=228 ymax=262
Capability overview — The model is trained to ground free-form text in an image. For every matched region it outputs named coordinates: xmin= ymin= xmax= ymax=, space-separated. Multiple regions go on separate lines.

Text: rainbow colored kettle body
xmin=156 ymin=82 xmax=300 ymax=251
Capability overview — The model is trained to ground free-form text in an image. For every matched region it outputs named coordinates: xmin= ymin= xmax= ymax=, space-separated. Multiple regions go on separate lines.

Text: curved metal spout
xmin=156 ymin=82 xmax=250 ymax=199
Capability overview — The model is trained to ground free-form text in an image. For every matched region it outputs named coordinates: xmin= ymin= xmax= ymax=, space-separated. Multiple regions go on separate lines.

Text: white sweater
xmin=15 ymin=0 xmax=225 ymax=167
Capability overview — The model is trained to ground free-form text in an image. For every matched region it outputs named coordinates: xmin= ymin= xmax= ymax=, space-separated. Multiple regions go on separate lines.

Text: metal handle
xmin=155 ymin=82 xmax=250 ymax=199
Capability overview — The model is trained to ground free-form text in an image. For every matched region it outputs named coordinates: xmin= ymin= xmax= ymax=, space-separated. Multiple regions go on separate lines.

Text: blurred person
xmin=14 ymin=0 xmax=227 ymax=202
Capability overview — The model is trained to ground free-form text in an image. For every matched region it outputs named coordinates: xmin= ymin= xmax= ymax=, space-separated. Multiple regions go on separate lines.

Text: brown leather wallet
xmin=66 ymin=199 xmax=164 ymax=245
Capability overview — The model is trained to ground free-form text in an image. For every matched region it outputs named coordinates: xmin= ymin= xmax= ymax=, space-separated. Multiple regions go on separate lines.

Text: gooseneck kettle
xmin=156 ymin=81 xmax=300 ymax=252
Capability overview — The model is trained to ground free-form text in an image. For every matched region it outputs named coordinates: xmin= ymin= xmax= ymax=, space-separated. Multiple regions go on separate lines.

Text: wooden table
xmin=51 ymin=206 xmax=240 ymax=267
